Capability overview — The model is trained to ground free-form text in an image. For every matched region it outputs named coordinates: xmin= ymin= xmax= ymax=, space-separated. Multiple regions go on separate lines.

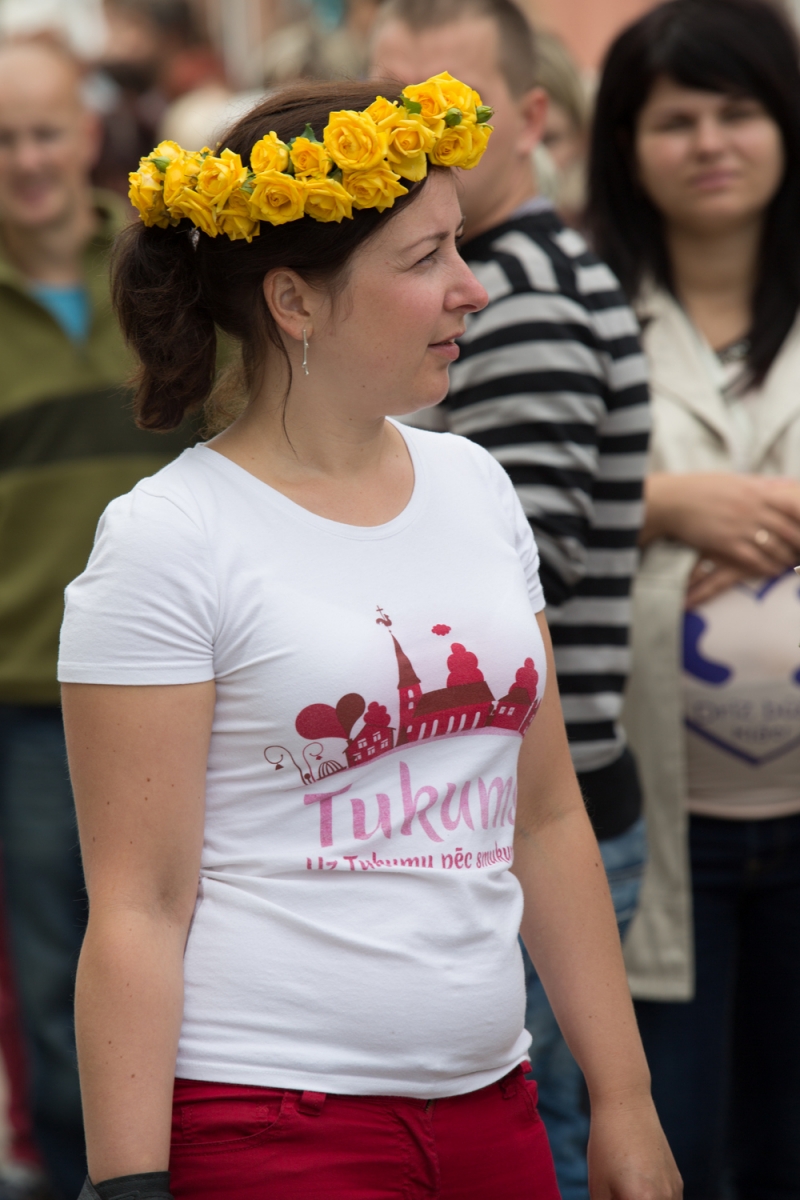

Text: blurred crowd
xmin=0 ymin=0 xmax=591 ymax=217
xmin=1 ymin=1 xmax=800 ymax=1200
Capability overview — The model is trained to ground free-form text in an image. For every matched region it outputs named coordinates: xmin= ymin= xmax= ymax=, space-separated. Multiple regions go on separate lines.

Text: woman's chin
xmin=395 ymin=391 xmax=448 ymax=417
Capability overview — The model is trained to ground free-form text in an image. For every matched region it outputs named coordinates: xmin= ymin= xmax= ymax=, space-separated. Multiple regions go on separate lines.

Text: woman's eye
xmin=416 ymin=249 xmax=438 ymax=266
xmin=654 ymin=114 xmax=694 ymax=132
xmin=722 ymin=104 xmax=759 ymax=122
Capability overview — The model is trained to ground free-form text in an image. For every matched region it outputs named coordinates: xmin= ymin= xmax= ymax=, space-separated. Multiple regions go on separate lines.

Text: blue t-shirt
xmin=30 ymin=282 xmax=91 ymax=342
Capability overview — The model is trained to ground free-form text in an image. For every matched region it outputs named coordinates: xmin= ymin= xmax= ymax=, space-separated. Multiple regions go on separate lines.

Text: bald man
xmin=0 ymin=40 xmax=191 ymax=1200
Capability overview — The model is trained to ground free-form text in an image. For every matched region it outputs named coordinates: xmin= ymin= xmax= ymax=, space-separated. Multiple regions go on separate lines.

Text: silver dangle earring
xmin=302 ymin=328 xmax=309 ymax=376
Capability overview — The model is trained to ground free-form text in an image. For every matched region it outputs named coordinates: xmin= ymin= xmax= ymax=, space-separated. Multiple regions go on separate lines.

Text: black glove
xmin=78 ymin=1173 xmax=173 ymax=1200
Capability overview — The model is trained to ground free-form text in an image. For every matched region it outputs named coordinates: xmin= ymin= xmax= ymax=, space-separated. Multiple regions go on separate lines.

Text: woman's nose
xmin=451 ymin=260 xmax=489 ymax=314
xmin=693 ymin=115 xmax=726 ymax=156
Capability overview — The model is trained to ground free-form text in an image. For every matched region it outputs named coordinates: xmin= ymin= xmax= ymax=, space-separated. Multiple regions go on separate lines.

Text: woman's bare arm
xmin=513 ymin=614 xmax=680 ymax=1200
xmin=63 ymin=681 xmax=215 ymax=1184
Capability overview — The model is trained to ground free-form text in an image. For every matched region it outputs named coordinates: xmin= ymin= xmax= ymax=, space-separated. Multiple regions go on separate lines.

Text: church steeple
xmin=392 ymin=635 xmax=420 ymax=689
xmin=391 ymin=634 xmax=422 ymax=742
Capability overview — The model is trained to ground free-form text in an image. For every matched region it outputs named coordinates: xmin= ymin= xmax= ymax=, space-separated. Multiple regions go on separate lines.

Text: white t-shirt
xmin=59 ymin=423 xmax=547 ymax=1098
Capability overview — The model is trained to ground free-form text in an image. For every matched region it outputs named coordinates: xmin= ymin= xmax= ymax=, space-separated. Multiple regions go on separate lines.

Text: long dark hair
xmin=112 ymin=80 xmax=432 ymax=432
xmin=586 ymin=0 xmax=800 ymax=384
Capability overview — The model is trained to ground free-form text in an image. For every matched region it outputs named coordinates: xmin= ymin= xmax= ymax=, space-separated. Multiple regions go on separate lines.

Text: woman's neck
xmin=666 ymin=218 xmax=762 ymax=351
xmin=210 ymin=376 xmax=416 ymax=527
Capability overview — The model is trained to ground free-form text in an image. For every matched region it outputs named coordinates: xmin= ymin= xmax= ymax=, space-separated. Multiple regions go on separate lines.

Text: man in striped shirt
xmin=372 ymin=4 xmax=650 ymax=1197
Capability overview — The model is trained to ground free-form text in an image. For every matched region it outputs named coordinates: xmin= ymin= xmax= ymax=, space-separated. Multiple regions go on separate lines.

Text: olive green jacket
xmin=0 ymin=191 xmax=191 ymax=704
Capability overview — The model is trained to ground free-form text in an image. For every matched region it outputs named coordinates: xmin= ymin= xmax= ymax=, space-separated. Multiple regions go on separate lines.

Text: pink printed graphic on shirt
xmin=264 ymin=608 xmax=541 ymax=787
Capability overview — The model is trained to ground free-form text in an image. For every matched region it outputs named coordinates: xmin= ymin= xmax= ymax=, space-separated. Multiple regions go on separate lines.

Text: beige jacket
xmin=622 ymin=289 xmax=800 ymax=1000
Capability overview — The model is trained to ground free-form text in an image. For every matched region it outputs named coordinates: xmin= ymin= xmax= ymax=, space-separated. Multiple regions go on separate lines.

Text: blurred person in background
xmin=256 ymin=0 xmax=382 ymax=92
xmin=91 ymin=1 xmax=225 ymax=195
xmin=370 ymin=5 xmax=651 ymax=1199
xmin=0 ymin=884 xmax=50 ymax=1200
xmin=0 ymin=36 xmax=191 ymax=1200
xmin=159 ymin=0 xmax=382 ymax=157
xmin=534 ymin=30 xmax=589 ymax=226
xmin=587 ymin=1 xmax=800 ymax=1196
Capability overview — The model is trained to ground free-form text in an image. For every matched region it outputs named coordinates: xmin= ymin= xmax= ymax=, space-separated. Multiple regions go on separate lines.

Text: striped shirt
xmin=445 ymin=208 xmax=650 ymax=804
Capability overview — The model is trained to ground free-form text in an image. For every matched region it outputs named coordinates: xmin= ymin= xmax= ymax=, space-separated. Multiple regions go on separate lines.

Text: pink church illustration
xmin=266 ymin=610 xmax=541 ymax=785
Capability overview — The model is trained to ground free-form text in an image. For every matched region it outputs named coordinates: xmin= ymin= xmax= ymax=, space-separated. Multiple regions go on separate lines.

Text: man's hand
xmin=643 ymin=473 xmax=800 ymax=575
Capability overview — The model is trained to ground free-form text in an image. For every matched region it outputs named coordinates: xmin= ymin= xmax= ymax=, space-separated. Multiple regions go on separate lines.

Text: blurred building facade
xmin=509 ymin=0 xmax=800 ymax=70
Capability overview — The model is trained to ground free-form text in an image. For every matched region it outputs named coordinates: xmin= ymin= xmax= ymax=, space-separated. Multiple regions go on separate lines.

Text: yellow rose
xmin=386 ymin=118 xmax=436 ymax=181
xmin=248 ymin=170 xmax=306 ymax=225
xmin=146 ymin=140 xmax=184 ymax=173
xmin=163 ymin=150 xmax=205 ymax=209
xmin=250 ymin=131 xmax=290 ymax=174
xmin=343 ymin=166 xmax=409 ymax=212
xmin=323 ymin=111 xmax=388 ymax=173
xmin=170 ymin=187 xmax=218 ymax=238
xmin=387 ymin=149 xmax=427 ymax=183
xmin=429 ymin=123 xmax=474 ymax=168
xmin=128 ymin=159 xmax=171 ymax=228
xmin=364 ymin=96 xmax=402 ymax=129
xmin=197 ymin=148 xmax=249 ymax=210
xmin=217 ymin=190 xmax=260 ymax=242
xmin=401 ymin=77 xmax=448 ymax=136
xmin=290 ymin=136 xmax=332 ymax=180
xmin=461 ymin=121 xmax=493 ymax=169
xmin=433 ymin=71 xmax=478 ymax=122
xmin=303 ymin=177 xmax=353 ymax=223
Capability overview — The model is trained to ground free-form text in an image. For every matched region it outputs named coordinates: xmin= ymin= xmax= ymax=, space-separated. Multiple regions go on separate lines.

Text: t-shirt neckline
xmin=192 ymin=417 xmax=428 ymax=542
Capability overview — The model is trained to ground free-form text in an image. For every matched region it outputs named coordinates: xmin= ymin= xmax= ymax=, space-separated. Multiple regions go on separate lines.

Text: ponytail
xmin=111 ymin=223 xmax=216 ymax=432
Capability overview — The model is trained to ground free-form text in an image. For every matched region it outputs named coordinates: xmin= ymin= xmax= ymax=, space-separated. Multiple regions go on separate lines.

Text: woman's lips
xmin=689 ymin=170 xmax=740 ymax=191
xmin=428 ymin=339 xmax=460 ymax=361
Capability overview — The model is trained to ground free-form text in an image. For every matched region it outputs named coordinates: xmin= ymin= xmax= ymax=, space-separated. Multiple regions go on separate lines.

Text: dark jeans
xmin=636 ymin=812 xmax=800 ymax=1200
xmin=522 ymin=816 xmax=647 ymax=1200
xmin=0 ymin=705 xmax=87 ymax=1199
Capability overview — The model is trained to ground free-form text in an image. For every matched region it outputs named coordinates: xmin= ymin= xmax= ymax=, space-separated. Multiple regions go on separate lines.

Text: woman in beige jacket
xmin=587 ymin=2 xmax=800 ymax=1197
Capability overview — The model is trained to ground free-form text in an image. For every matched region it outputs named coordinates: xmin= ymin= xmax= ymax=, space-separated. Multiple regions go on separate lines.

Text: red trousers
xmin=170 ymin=1066 xmax=561 ymax=1199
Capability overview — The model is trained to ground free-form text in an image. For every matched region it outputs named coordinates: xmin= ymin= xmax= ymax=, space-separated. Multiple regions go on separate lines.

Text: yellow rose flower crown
xmin=128 ymin=73 xmax=493 ymax=242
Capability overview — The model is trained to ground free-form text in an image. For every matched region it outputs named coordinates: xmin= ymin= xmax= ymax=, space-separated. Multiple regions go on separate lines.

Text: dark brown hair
xmin=112 ymin=80 xmax=433 ymax=432
xmin=586 ymin=0 xmax=800 ymax=386
xmin=374 ymin=0 xmax=537 ymax=97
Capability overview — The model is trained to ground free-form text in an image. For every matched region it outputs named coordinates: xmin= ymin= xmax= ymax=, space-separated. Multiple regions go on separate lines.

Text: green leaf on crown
xmin=301 ymin=123 xmax=320 ymax=143
xmin=402 ymin=95 xmax=423 ymax=115
xmin=150 ymin=157 xmax=170 ymax=173
xmin=444 ymin=107 xmax=462 ymax=127
xmin=476 ymin=105 xmax=493 ymax=124
xmin=331 ymin=167 xmax=343 ymax=184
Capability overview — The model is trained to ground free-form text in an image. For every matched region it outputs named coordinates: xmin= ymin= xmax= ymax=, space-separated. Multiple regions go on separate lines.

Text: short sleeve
xmin=58 ymin=484 xmax=217 ymax=686
xmin=511 ymin=490 xmax=547 ymax=613
xmin=459 ymin=436 xmax=546 ymax=614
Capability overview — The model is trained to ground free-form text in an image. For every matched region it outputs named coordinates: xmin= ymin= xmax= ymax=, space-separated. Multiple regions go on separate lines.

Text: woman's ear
xmin=262 ymin=268 xmax=315 ymax=342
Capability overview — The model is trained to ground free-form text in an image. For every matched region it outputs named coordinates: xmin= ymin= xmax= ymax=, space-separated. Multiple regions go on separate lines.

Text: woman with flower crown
xmin=59 ymin=77 xmax=680 ymax=1200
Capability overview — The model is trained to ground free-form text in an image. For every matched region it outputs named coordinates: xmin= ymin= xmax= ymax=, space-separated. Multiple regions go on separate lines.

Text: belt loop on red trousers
xmin=498 ymin=1062 xmax=530 ymax=1098
xmin=297 ymin=1090 xmax=326 ymax=1115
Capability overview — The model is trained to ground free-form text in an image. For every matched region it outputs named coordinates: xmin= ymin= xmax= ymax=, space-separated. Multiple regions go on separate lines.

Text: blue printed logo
xmin=683 ymin=572 xmax=800 ymax=766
